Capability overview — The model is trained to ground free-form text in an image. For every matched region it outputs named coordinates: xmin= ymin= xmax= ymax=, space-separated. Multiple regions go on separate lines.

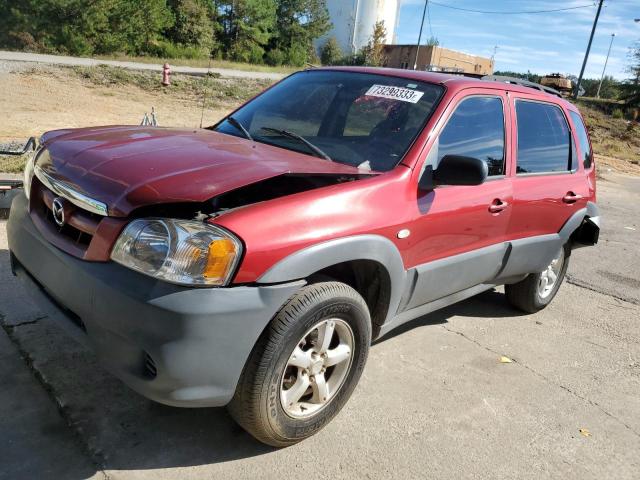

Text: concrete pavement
xmin=0 ymin=172 xmax=638 ymax=479
xmin=0 ymin=50 xmax=287 ymax=81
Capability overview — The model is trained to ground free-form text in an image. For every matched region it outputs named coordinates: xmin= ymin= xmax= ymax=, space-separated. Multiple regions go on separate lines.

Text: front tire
xmin=228 ymin=281 xmax=371 ymax=447
xmin=505 ymin=244 xmax=570 ymax=313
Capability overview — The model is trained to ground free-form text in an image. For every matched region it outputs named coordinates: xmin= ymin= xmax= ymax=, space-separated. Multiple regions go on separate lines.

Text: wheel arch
xmin=257 ymin=235 xmax=406 ymax=337
xmin=559 ymin=201 xmax=600 ymax=247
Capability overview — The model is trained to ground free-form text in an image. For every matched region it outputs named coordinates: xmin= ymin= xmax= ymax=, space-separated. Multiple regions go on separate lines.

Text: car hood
xmin=37 ymin=126 xmax=365 ymax=217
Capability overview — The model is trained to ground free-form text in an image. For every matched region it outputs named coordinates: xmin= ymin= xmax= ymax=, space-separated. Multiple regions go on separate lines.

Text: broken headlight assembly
xmin=22 ymin=137 xmax=42 ymax=200
xmin=111 ymin=218 xmax=242 ymax=286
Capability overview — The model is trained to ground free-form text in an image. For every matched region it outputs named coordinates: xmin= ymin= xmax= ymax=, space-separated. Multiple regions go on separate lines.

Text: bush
xmin=6 ymin=31 xmax=40 ymax=51
xmin=265 ymin=49 xmax=287 ymax=66
xmin=612 ymin=108 xmax=624 ymax=119
xmin=320 ymin=37 xmax=343 ymax=66
xmin=285 ymin=44 xmax=308 ymax=67
xmin=148 ymin=40 xmax=208 ymax=59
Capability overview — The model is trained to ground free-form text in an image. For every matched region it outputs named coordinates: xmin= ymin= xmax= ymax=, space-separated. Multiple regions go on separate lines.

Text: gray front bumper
xmin=7 ymin=193 xmax=303 ymax=407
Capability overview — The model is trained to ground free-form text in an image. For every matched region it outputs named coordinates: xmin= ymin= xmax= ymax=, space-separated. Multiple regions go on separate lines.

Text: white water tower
xmin=321 ymin=0 xmax=401 ymax=55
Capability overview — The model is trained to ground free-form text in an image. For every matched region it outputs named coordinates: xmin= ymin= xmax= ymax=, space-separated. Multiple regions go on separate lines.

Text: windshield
xmin=213 ymin=70 xmax=444 ymax=172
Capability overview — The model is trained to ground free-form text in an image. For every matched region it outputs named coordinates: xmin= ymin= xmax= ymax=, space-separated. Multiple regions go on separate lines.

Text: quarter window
xmin=428 ymin=96 xmax=505 ymax=176
xmin=569 ymin=111 xmax=592 ymax=168
xmin=516 ymin=101 xmax=571 ymax=174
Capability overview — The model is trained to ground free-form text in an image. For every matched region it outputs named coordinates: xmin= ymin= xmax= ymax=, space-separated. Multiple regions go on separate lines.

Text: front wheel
xmin=228 ymin=282 xmax=371 ymax=447
xmin=505 ymin=244 xmax=570 ymax=313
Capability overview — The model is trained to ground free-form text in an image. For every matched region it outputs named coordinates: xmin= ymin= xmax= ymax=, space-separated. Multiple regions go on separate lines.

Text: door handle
xmin=562 ymin=192 xmax=583 ymax=204
xmin=488 ymin=199 xmax=508 ymax=213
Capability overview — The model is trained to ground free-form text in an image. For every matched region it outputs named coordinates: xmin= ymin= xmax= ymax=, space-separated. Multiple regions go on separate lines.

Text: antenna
xmin=199 ymin=55 xmax=213 ymax=129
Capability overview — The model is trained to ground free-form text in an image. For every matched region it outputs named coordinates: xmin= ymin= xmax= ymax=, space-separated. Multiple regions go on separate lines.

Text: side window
xmin=515 ymin=101 xmax=571 ymax=173
xmin=428 ymin=96 xmax=505 ymax=176
xmin=569 ymin=111 xmax=593 ymax=168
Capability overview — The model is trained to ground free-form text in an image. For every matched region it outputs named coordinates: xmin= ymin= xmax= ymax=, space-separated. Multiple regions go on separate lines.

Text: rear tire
xmin=505 ymin=244 xmax=570 ymax=313
xmin=228 ymin=281 xmax=371 ymax=447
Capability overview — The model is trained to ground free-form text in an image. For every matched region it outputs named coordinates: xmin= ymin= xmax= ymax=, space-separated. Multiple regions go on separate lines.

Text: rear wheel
xmin=228 ymin=281 xmax=371 ymax=447
xmin=505 ymin=245 xmax=570 ymax=313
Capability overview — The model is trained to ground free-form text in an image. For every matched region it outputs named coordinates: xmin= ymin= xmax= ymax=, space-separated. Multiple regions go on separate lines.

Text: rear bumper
xmin=7 ymin=193 xmax=303 ymax=407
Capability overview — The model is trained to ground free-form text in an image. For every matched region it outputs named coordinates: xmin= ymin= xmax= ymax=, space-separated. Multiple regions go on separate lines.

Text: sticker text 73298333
xmin=364 ymin=85 xmax=425 ymax=104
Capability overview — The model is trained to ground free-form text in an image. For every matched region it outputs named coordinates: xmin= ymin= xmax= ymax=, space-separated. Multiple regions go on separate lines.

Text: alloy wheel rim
xmin=538 ymin=248 xmax=565 ymax=299
xmin=280 ymin=318 xmax=354 ymax=419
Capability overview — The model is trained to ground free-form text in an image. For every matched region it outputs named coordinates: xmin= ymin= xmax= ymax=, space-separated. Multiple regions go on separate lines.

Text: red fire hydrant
xmin=162 ymin=63 xmax=171 ymax=86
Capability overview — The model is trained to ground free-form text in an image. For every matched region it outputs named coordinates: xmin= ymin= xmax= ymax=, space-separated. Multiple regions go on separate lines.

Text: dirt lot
xmin=0 ymin=61 xmax=273 ymax=171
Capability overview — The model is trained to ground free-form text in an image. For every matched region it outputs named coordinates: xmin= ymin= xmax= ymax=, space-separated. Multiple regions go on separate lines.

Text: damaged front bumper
xmin=7 ymin=193 xmax=303 ymax=407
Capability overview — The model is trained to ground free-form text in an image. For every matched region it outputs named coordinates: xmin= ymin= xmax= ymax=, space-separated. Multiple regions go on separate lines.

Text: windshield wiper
xmin=259 ymin=127 xmax=332 ymax=161
xmin=226 ymin=116 xmax=253 ymax=141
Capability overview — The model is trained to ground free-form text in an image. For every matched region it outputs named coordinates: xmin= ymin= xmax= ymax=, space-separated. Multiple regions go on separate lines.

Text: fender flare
xmin=257 ymin=235 xmax=407 ymax=324
xmin=558 ymin=201 xmax=600 ymax=243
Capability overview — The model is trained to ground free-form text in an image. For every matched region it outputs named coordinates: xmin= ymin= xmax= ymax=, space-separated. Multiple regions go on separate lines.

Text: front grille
xmin=30 ymin=179 xmax=101 ymax=258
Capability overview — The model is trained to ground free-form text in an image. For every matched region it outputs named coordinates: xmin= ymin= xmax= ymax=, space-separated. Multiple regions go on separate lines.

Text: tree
xmin=320 ymin=37 xmax=342 ymax=65
xmin=425 ymin=36 xmax=439 ymax=46
xmin=494 ymin=70 xmax=541 ymax=84
xmin=0 ymin=0 xmax=174 ymax=56
xmin=166 ymin=0 xmax=217 ymax=52
xmin=217 ymin=0 xmax=277 ymax=63
xmin=578 ymin=76 xmax=621 ymax=99
xmin=620 ymin=41 xmax=640 ymax=108
xmin=361 ymin=20 xmax=386 ymax=67
xmin=269 ymin=0 xmax=331 ymax=66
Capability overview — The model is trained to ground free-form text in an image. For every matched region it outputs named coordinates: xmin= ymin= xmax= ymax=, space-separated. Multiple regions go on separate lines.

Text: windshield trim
xmin=210 ymin=69 xmax=447 ymax=172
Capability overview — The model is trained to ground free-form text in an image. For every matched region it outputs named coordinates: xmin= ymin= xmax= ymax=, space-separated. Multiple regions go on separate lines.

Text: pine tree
xmin=270 ymin=0 xmax=331 ymax=66
xmin=166 ymin=0 xmax=217 ymax=52
xmin=320 ymin=37 xmax=343 ymax=66
xmin=361 ymin=20 xmax=387 ymax=67
xmin=621 ymin=42 xmax=640 ymax=108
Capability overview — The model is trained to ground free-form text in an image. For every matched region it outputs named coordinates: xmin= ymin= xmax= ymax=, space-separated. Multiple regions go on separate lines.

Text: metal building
xmin=320 ymin=0 xmax=400 ymax=55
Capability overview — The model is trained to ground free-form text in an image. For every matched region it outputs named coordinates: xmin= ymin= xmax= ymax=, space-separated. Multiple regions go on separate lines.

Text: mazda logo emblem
xmin=52 ymin=197 xmax=65 ymax=227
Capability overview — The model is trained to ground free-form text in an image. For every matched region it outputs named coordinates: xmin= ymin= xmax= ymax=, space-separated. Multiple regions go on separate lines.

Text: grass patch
xmin=94 ymin=54 xmax=300 ymax=75
xmin=68 ymin=64 xmax=275 ymax=109
xmin=0 ymin=149 xmax=30 ymax=174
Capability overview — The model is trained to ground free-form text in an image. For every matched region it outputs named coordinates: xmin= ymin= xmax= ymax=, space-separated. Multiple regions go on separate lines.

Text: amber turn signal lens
xmin=204 ymin=238 xmax=238 ymax=280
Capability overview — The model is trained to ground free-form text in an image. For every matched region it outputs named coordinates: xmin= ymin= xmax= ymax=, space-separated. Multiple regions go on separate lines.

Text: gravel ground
xmin=0 ymin=50 xmax=286 ymax=80
xmin=0 ymin=59 xmax=44 ymax=74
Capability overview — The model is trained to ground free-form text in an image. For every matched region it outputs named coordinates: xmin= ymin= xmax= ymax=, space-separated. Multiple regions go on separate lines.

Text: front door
xmin=404 ymin=90 xmax=513 ymax=310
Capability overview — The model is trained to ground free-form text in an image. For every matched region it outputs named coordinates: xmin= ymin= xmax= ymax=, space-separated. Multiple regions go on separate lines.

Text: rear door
xmin=508 ymin=96 xmax=589 ymax=240
xmin=403 ymin=89 xmax=513 ymax=310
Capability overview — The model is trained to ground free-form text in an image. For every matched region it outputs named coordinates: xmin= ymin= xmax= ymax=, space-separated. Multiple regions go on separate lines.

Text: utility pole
xmin=596 ymin=33 xmax=615 ymax=98
xmin=413 ymin=0 xmax=429 ymax=70
xmin=574 ymin=0 xmax=604 ymax=99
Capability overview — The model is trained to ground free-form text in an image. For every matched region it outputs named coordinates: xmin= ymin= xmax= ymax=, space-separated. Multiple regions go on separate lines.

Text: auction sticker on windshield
xmin=365 ymin=85 xmax=424 ymax=103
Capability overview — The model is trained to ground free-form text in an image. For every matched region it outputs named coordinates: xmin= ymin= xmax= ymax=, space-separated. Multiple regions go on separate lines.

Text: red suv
xmin=7 ymin=67 xmax=600 ymax=446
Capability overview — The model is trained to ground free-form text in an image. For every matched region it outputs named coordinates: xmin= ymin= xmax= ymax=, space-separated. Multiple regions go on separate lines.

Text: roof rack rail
xmin=481 ymin=75 xmax=562 ymax=98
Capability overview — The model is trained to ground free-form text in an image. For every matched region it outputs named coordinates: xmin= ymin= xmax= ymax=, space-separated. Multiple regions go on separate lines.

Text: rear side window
xmin=569 ymin=111 xmax=592 ymax=168
xmin=516 ymin=100 xmax=571 ymax=174
xmin=430 ymin=96 xmax=505 ymax=176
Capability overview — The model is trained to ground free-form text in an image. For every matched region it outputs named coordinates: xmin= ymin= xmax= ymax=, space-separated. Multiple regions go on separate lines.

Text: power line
xmin=428 ymin=1 xmax=597 ymax=15
xmin=427 ymin=0 xmax=433 ymax=38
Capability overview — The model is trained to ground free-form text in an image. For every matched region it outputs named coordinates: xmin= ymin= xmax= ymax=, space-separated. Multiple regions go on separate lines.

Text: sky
xmin=395 ymin=0 xmax=639 ymax=80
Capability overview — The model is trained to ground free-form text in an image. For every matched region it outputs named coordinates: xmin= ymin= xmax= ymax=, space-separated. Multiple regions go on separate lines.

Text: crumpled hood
xmin=37 ymin=126 xmax=364 ymax=217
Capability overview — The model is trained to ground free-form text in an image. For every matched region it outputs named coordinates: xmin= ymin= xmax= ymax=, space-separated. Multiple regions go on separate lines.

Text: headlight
xmin=111 ymin=218 xmax=242 ymax=286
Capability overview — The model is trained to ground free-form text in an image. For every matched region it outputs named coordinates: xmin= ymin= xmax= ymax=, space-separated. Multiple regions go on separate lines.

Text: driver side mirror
xmin=419 ymin=155 xmax=488 ymax=190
